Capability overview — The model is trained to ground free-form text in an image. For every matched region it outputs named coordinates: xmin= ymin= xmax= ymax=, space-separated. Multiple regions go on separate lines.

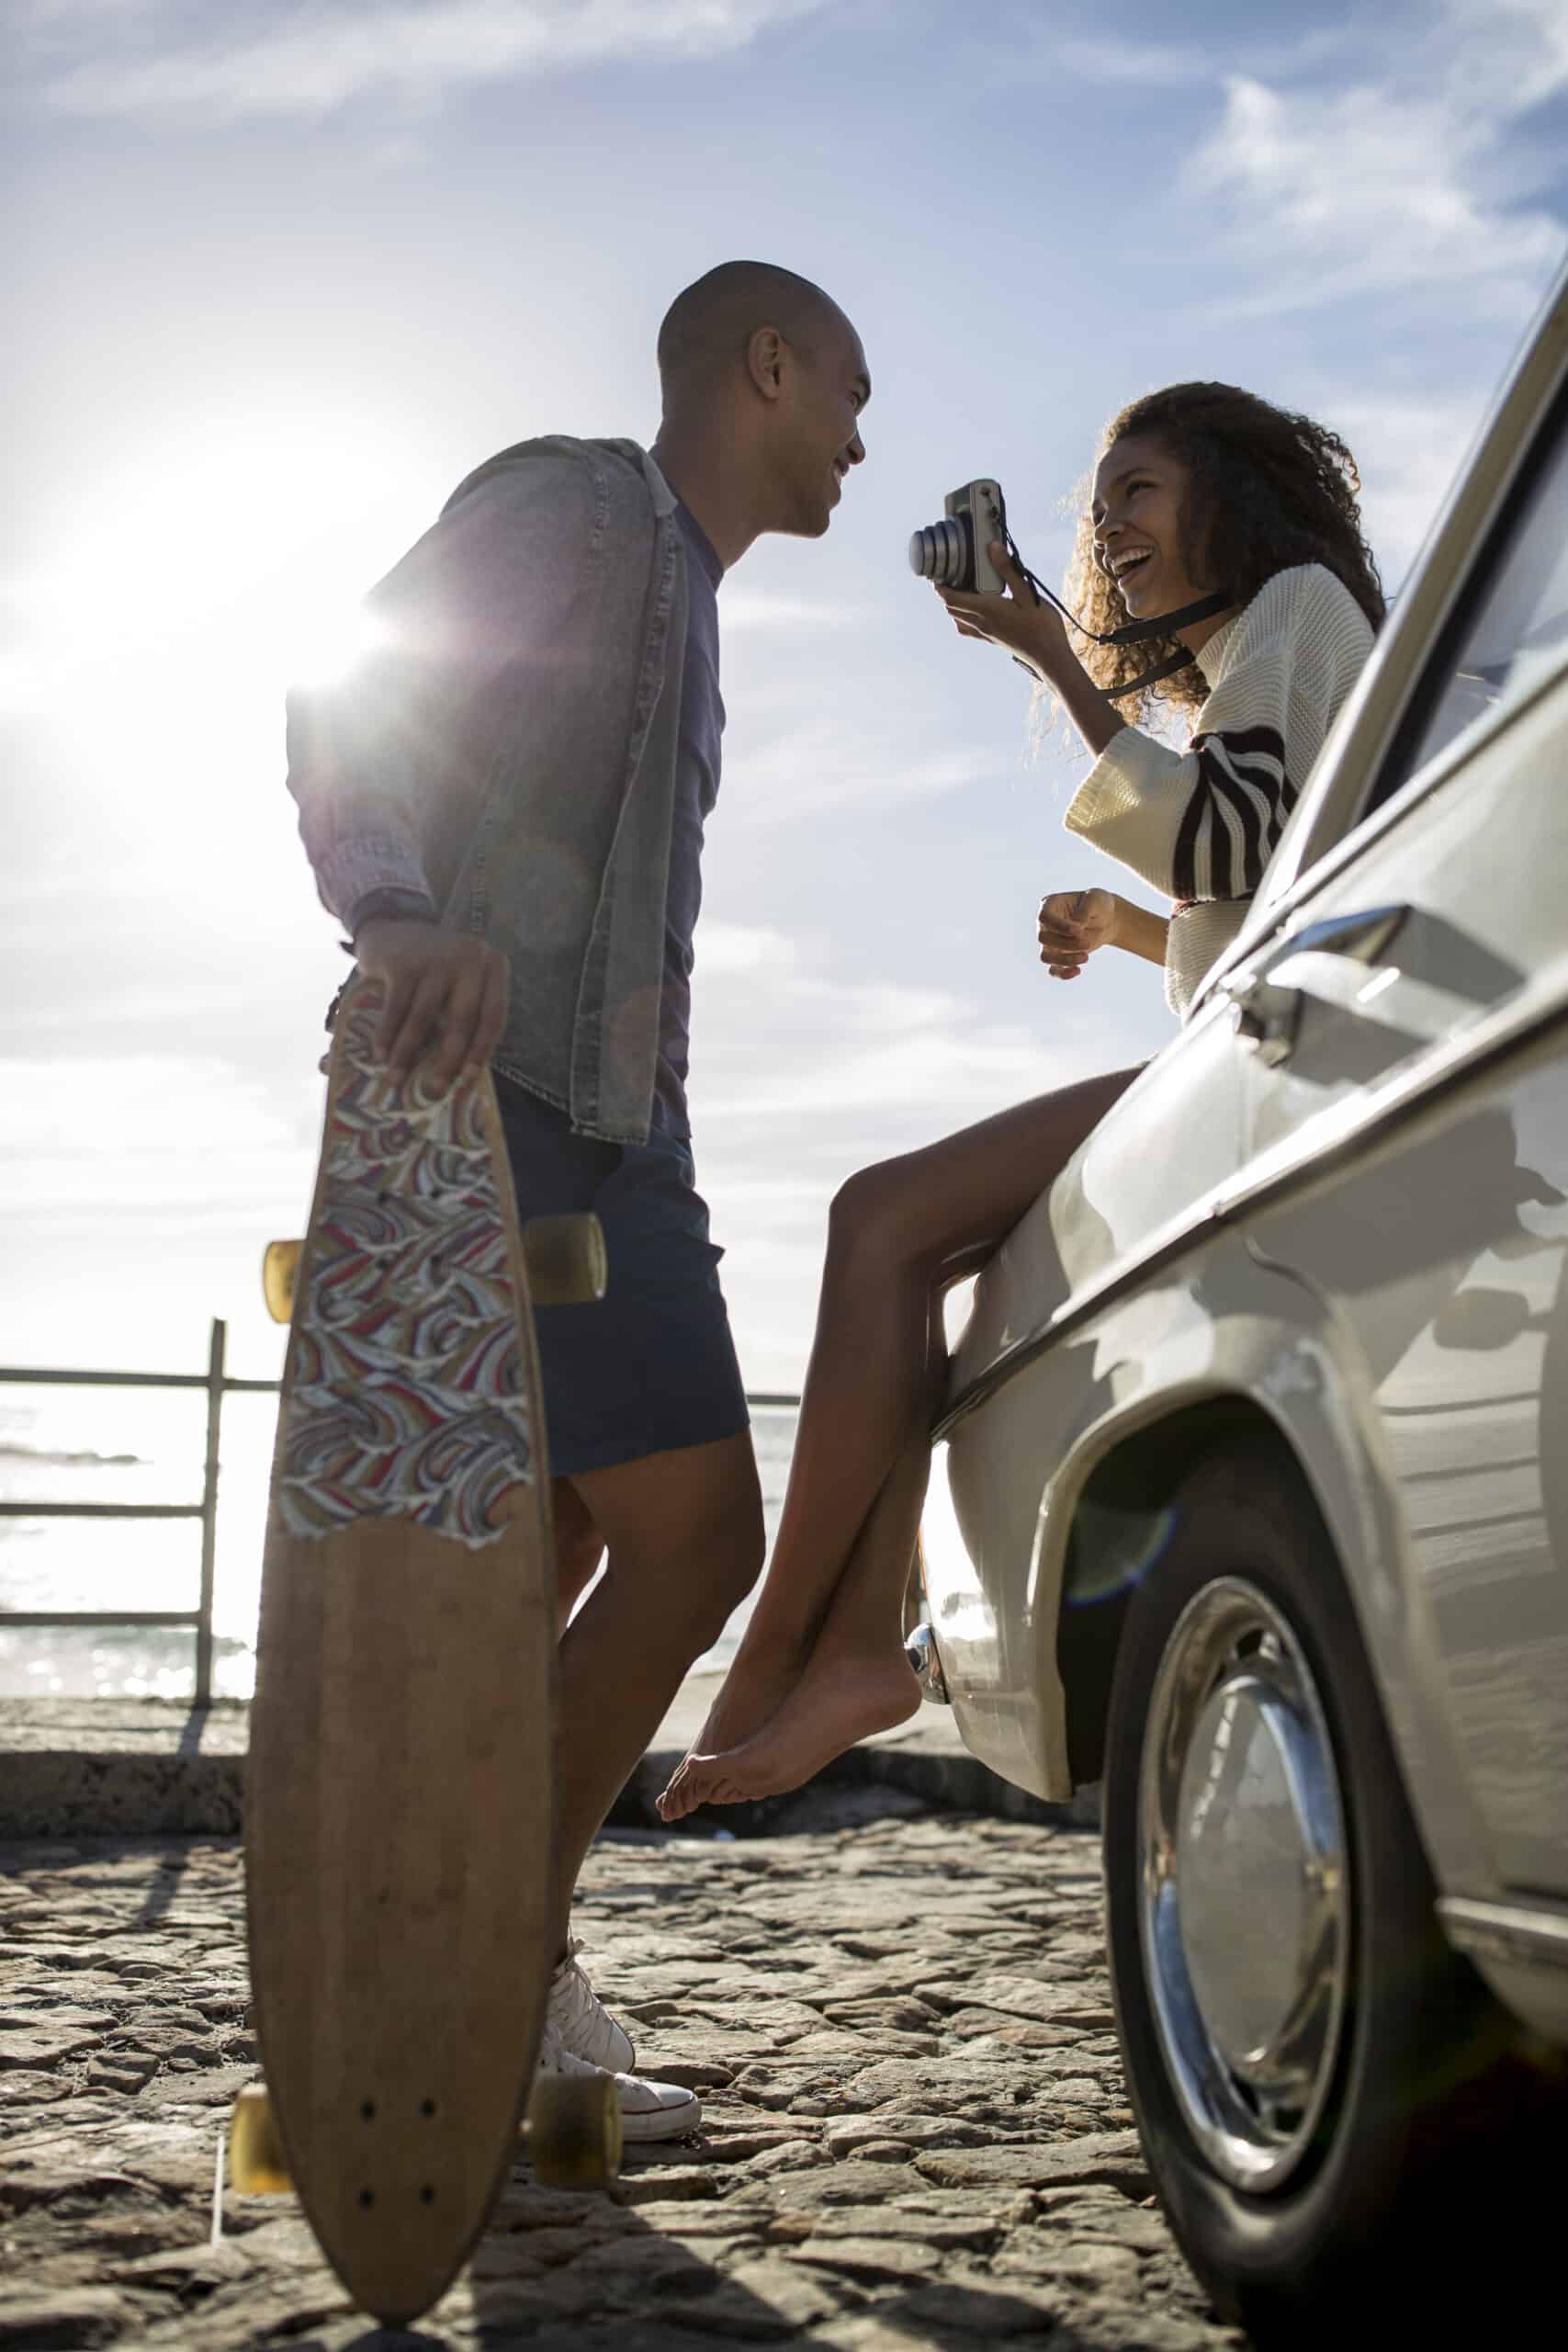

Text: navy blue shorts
xmin=493 ymin=1076 xmax=750 ymax=1478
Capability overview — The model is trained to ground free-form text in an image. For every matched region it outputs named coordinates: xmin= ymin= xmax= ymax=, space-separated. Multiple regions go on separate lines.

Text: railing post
xmin=195 ymin=1318 xmax=226 ymax=1710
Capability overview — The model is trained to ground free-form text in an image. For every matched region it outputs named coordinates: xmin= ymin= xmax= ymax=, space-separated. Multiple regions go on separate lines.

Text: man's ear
xmin=746 ymin=325 xmax=786 ymax=401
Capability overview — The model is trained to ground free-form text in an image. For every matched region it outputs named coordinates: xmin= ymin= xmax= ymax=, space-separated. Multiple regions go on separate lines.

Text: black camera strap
xmin=1003 ymin=533 xmax=1231 ymax=698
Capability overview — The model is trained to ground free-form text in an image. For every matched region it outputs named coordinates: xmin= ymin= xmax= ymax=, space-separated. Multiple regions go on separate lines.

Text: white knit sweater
xmin=1063 ymin=563 xmax=1374 ymax=1015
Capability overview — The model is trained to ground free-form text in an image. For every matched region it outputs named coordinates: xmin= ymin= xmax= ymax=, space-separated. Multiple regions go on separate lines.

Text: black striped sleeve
xmin=1176 ymin=726 xmax=1294 ymax=900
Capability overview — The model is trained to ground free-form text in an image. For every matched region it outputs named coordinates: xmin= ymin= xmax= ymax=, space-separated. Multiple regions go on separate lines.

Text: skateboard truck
xmin=263 ymin=1213 xmax=607 ymax=1323
xmin=226 ymin=2072 xmax=624 ymax=2199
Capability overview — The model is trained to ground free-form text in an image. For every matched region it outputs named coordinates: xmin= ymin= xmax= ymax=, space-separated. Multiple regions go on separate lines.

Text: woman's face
xmin=1090 ymin=434 xmax=1209 ymax=625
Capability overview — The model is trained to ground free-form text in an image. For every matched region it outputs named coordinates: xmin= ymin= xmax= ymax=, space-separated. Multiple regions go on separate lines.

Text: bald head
xmin=658 ymin=261 xmax=849 ymax=399
xmin=650 ymin=261 xmax=868 ymax=560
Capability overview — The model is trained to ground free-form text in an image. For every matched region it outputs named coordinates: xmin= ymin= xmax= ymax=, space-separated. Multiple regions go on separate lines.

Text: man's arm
xmin=286 ymin=458 xmax=587 ymax=1078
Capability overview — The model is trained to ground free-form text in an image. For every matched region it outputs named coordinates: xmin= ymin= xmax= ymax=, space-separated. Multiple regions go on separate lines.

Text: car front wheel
xmin=1101 ymin=1444 xmax=1560 ymax=2345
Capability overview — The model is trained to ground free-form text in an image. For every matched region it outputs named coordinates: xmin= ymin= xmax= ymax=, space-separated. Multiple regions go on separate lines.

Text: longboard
xmin=232 ymin=976 xmax=616 ymax=2326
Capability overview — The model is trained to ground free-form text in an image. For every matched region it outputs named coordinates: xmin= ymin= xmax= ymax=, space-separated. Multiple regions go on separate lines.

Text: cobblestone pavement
xmin=0 ymin=1793 xmax=1247 ymax=2351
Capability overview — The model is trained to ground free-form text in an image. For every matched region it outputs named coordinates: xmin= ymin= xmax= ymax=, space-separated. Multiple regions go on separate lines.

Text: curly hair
xmin=1059 ymin=382 xmax=1386 ymax=727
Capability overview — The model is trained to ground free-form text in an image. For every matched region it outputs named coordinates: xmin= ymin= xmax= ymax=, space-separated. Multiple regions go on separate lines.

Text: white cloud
xmin=722 ymin=590 xmax=875 ymax=634
xmin=728 ymin=720 xmax=997 ymax=821
xmin=692 ymin=931 xmax=1145 ymax=1150
xmin=1454 ymin=0 xmax=1568 ymax=113
xmin=34 ymin=0 xmax=839 ymax=120
xmin=1329 ymin=392 xmax=1490 ymax=582
xmin=681 ymin=936 xmax=1151 ymax=1381
xmin=1189 ymin=3 xmax=1567 ymax=321
xmin=1051 ymin=34 xmax=1232 ymax=89
xmin=695 ymin=921 xmax=799 ymax=975
xmin=0 ymin=1055 xmax=312 ymax=1220
xmin=1196 ymin=79 xmax=1562 ymax=318
xmin=0 ymin=934 xmax=1157 ymax=1386
xmin=1006 ymin=10 xmax=1361 ymax=93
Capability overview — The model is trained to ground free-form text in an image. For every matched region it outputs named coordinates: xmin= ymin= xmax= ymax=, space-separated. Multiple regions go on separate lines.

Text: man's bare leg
xmin=551 ymin=1476 xmax=606 ymax=1623
xmin=671 ymin=1069 xmax=1140 ymax=1770
xmin=546 ymin=1430 xmax=763 ymax=1956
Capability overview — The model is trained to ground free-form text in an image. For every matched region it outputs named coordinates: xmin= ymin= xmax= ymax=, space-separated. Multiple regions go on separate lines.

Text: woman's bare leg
xmin=657 ymin=1066 xmax=1140 ymax=1804
xmin=660 ymin=1424 xmax=932 ymax=1814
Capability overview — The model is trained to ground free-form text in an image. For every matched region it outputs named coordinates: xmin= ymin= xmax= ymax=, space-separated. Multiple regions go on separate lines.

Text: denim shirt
xmin=285 ymin=435 xmax=692 ymax=1144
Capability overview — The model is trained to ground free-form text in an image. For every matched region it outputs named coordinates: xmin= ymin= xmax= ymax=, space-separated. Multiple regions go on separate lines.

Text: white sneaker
xmin=547 ymin=1938 xmax=637 ymax=2072
xmin=535 ymin=2020 xmax=702 ymax=2144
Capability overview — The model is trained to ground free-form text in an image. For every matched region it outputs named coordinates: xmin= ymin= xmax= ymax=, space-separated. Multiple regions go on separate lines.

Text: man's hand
xmin=1037 ymin=888 xmax=1119 ymax=979
xmin=353 ymin=920 xmax=510 ymax=1085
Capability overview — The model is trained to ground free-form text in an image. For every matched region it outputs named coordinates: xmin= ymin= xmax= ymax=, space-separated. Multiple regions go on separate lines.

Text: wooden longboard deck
xmin=246 ymin=978 xmax=558 ymax=2325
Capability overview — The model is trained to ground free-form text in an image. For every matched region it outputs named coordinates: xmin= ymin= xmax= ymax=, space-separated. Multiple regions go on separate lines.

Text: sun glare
xmin=11 ymin=409 xmax=422 ymax=724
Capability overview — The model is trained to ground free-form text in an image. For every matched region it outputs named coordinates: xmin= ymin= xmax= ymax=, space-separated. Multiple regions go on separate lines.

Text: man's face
xmin=774 ymin=314 xmax=869 ymax=537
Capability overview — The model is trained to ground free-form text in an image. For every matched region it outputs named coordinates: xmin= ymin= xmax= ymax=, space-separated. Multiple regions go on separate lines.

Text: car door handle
xmin=1276 ymin=902 xmax=1410 ymax=967
xmin=1218 ymin=968 xmax=1302 ymax=1064
xmin=1219 ymin=903 xmax=1412 ymax=1065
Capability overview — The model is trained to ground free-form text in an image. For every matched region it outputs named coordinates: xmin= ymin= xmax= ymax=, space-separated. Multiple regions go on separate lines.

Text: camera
xmin=908 ymin=479 xmax=1009 ymax=595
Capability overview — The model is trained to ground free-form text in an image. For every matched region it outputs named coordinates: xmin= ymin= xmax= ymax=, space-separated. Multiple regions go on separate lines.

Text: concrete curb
xmin=0 ymin=1701 xmax=247 ymax=1841
xmin=0 ymin=1693 xmax=1101 ymax=1840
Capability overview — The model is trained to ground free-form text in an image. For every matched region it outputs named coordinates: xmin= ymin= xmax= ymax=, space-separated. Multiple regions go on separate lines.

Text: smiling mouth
xmin=1111 ymin=549 xmax=1154 ymax=587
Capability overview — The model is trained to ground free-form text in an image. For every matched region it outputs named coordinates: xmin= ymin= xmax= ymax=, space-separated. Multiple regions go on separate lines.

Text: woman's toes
xmin=677 ymin=1755 xmax=725 ymax=1809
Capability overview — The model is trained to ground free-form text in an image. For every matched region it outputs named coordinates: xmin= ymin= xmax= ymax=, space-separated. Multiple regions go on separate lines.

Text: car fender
xmin=933 ymin=1229 xmax=1497 ymax=1898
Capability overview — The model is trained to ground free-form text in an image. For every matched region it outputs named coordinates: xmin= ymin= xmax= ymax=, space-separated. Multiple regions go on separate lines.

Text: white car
xmin=914 ymin=255 xmax=1568 ymax=2340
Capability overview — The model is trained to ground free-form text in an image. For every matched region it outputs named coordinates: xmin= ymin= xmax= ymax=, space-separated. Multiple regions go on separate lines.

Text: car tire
xmin=1101 ymin=1442 xmax=1561 ymax=2346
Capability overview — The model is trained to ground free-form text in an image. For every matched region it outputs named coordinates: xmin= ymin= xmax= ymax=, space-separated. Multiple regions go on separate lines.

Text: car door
xmin=932 ymin=992 xmax=1252 ymax=1800
xmin=1206 ymin=311 xmax=1568 ymax=1898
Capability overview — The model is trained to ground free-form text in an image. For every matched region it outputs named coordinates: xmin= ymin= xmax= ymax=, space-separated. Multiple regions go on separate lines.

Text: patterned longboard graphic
xmin=276 ymin=986 xmax=533 ymax=1547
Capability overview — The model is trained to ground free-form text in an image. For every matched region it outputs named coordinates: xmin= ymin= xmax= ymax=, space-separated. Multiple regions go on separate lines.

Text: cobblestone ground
xmin=0 ymin=1795 xmax=1246 ymax=2351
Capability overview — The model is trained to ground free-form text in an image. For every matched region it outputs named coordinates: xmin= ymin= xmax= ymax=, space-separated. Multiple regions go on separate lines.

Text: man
xmin=286 ymin=262 xmax=870 ymax=2139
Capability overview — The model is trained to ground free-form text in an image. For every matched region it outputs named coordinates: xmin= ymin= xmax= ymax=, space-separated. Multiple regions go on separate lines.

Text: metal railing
xmin=0 ymin=1321 xmax=277 ymax=1709
xmin=0 ymin=1318 xmax=800 ymax=1709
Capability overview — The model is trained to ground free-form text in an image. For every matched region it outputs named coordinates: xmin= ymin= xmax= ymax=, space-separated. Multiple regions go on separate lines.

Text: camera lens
xmin=908 ymin=515 xmax=971 ymax=587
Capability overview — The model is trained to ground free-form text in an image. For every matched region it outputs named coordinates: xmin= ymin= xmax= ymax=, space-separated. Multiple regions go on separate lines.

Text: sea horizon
xmin=0 ymin=1378 xmax=800 ymax=1703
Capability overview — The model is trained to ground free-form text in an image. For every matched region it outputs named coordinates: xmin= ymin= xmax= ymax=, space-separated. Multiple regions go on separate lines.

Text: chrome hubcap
xmin=1138 ymin=1577 xmax=1348 ymax=2191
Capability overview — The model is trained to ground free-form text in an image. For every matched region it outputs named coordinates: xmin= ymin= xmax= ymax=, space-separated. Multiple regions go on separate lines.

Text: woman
xmin=659 ymin=380 xmax=1384 ymax=1818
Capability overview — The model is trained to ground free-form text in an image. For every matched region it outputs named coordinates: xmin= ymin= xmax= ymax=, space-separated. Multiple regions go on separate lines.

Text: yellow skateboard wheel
xmin=526 ymin=2073 xmax=623 ymax=2188
xmin=229 ymin=2084 xmax=292 ymax=2194
xmin=262 ymin=1239 xmax=301 ymax=1326
xmin=522 ymin=1215 xmax=608 ymax=1307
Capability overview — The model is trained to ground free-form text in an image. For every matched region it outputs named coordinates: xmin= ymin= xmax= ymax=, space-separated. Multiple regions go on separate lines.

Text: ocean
xmin=0 ymin=1380 xmax=799 ymax=1702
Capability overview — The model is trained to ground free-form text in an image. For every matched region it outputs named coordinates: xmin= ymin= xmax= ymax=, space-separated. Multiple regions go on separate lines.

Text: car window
xmin=1371 ymin=398 xmax=1568 ymax=813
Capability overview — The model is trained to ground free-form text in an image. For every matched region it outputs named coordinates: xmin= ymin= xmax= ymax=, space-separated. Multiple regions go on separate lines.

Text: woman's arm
xmin=1038 ymin=888 xmax=1168 ymax=977
xmin=1065 ymin=568 xmax=1371 ymax=907
xmin=1109 ymin=898 xmax=1169 ymax=967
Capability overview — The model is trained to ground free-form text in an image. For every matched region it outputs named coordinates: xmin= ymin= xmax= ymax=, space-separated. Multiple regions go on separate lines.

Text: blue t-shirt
xmin=652 ymin=503 xmax=726 ymax=1136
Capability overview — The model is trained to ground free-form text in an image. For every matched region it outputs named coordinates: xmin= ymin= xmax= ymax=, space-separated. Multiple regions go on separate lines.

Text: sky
xmin=4 ymin=0 xmax=1567 ymax=1393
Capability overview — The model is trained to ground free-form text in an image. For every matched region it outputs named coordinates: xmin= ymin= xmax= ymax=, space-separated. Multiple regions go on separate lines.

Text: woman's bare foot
xmin=656 ymin=1640 xmax=808 ymax=1820
xmin=660 ymin=1652 xmax=922 ymax=1816
xmin=693 ymin=1646 xmax=803 ymax=1754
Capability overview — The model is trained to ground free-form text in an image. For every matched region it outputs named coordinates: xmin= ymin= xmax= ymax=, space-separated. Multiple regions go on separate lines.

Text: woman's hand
xmin=938 ymin=540 xmax=1072 ymax=679
xmin=1038 ymin=888 xmax=1120 ymax=979
xmin=941 ymin=538 xmax=1126 ymax=761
